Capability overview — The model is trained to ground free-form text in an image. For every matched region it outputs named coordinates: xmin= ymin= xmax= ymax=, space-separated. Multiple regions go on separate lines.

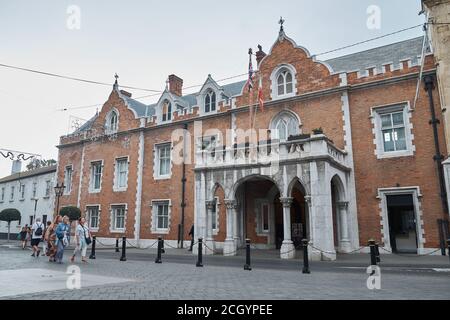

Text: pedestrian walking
xmin=55 ymin=216 xmax=70 ymax=264
xmin=188 ymin=224 xmax=194 ymax=251
xmin=19 ymin=225 xmax=28 ymax=249
xmin=42 ymin=221 xmax=51 ymax=256
xmin=30 ymin=218 xmax=44 ymax=257
xmin=70 ymin=217 xmax=91 ymax=263
xmin=46 ymin=216 xmax=62 ymax=262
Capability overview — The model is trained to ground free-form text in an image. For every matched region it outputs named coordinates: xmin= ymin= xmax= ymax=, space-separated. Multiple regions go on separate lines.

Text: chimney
xmin=256 ymin=44 xmax=267 ymax=67
xmin=120 ymin=90 xmax=132 ymax=97
xmin=11 ymin=160 xmax=22 ymax=175
xmin=168 ymin=74 xmax=183 ymax=96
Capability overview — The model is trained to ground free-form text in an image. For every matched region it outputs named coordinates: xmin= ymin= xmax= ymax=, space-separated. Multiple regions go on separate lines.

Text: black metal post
xmin=155 ymin=237 xmax=162 ymax=264
xmin=115 ymin=238 xmax=119 ymax=253
xmin=196 ymin=238 xmax=203 ymax=267
xmin=302 ymin=239 xmax=310 ymax=274
xmin=244 ymin=239 xmax=252 ymax=271
xmin=89 ymin=236 xmax=96 ymax=259
xmin=119 ymin=236 xmax=126 ymax=261
xmin=375 ymin=242 xmax=380 ymax=264
xmin=369 ymin=239 xmax=377 ymax=266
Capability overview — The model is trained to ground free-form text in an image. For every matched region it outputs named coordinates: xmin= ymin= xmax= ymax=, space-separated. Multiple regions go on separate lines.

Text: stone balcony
xmin=195 ymin=134 xmax=349 ymax=171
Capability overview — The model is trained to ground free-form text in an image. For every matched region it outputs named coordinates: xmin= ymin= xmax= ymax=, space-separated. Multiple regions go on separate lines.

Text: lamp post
xmin=54 ymin=183 xmax=65 ymax=217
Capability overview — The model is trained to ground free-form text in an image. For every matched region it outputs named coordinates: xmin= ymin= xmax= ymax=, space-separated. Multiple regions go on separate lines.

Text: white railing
xmin=195 ymin=134 xmax=348 ymax=169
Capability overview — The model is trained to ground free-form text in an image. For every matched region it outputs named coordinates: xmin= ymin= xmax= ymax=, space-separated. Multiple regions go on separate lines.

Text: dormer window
xmin=106 ymin=110 xmax=118 ymax=134
xmin=205 ymin=91 xmax=216 ymax=113
xmin=162 ymin=100 xmax=172 ymax=122
xmin=277 ymin=71 xmax=293 ymax=96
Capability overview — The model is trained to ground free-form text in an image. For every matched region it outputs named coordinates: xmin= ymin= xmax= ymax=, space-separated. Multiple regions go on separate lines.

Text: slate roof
xmin=0 ymin=165 xmax=57 ymax=184
xmin=325 ymin=36 xmax=428 ymax=74
xmin=73 ymin=37 xmax=426 ymax=134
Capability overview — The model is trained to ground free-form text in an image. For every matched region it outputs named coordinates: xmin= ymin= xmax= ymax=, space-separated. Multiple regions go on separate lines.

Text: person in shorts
xmin=30 ymin=218 xmax=44 ymax=257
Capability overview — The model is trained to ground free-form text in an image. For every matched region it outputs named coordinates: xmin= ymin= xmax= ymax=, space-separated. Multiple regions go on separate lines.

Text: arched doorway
xmin=290 ymin=180 xmax=308 ymax=249
xmin=330 ymin=175 xmax=350 ymax=252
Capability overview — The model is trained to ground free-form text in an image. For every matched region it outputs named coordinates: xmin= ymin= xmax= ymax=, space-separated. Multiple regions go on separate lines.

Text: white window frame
xmin=270 ymin=64 xmax=297 ymax=101
xmin=371 ymin=102 xmax=415 ymax=159
xmin=10 ymin=185 xmax=15 ymax=202
xmin=114 ymin=157 xmax=129 ymax=192
xmin=269 ymin=111 xmax=301 ymax=141
xmin=161 ymin=100 xmax=173 ymax=123
xmin=110 ymin=204 xmax=127 ymax=232
xmin=32 ymin=182 xmax=37 ymax=199
xmin=204 ymin=90 xmax=217 ymax=114
xmin=151 ymin=200 xmax=171 ymax=234
xmin=64 ymin=165 xmax=73 ymax=195
xmin=44 ymin=180 xmax=51 ymax=198
xmin=89 ymin=160 xmax=103 ymax=193
xmin=106 ymin=109 xmax=119 ymax=134
xmin=19 ymin=183 xmax=25 ymax=200
xmin=154 ymin=143 xmax=172 ymax=180
xmin=86 ymin=205 xmax=101 ymax=231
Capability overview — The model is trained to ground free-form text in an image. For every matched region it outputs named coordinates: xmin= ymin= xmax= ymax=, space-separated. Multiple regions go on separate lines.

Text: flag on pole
xmin=258 ymin=74 xmax=264 ymax=112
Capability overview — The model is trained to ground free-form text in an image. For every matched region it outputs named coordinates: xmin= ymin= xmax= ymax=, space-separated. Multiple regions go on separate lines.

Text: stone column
xmin=205 ymin=200 xmax=216 ymax=255
xmin=279 ymin=197 xmax=295 ymax=259
xmin=304 ymin=195 xmax=320 ymax=261
xmin=337 ymin=201 xmax=351 ymax=252
xmin=223 ymin=199 xmax=237 ymax=256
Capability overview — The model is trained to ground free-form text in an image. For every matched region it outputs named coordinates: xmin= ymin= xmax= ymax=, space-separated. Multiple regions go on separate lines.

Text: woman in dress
xmin=20 ymin=225 xmax=28 ymax=249
xmin=45 ymin=215 xmax=62 ymax=262
xmin=55 ymin=215 xmax=70 ymax=264
xmin=70 ymin=217 xmax=91 ymax=263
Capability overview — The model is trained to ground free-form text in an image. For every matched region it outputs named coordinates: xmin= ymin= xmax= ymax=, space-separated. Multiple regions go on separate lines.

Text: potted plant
xmin=312 ymin=127 xmax=323 ymax=135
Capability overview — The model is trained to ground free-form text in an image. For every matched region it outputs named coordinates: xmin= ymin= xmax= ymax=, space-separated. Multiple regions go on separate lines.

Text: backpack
xmin=35 ymin=223 xmax=43 ymax=236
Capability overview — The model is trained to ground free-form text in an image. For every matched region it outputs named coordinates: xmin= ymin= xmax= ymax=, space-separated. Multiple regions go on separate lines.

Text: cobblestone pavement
xmin=0 ymin=247 xmax=449 ymax=300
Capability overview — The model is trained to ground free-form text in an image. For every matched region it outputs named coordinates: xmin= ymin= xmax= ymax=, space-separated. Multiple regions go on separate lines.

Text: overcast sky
xmin=0 ymin=0 xmax=424 ymax=178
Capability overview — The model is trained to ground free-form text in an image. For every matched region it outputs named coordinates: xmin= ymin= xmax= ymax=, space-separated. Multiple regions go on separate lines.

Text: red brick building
xmin=56 ymin=26 xmax=447 ymax=260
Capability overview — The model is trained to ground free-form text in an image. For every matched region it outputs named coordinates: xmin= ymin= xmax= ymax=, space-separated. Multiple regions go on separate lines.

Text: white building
xmin=0 ymin=165 xmax=57 ymax=239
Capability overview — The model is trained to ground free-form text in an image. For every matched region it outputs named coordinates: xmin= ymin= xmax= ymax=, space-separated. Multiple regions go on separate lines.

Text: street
xmin=0 ymin=244 xmax=449 ymax=300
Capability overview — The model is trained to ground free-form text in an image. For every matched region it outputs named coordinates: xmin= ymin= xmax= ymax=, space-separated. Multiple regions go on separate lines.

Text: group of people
xmin=18 ymin=216 xmax=92 ymax=264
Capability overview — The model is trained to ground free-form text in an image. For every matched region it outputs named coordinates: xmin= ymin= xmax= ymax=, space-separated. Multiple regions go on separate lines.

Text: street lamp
xmin=54 ymin=182 xmax=65 ymax=217
xmin=32 ymin=198 xmax=39 ymax=223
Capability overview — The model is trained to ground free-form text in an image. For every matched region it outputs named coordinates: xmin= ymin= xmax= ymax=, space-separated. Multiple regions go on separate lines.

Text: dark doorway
xmin=387 ymin=194 xmax=417 ymax=253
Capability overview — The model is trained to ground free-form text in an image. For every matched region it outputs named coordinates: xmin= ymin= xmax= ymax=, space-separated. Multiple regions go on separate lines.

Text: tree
xmin=0 ymin=208 xmax=21 ymax=242
xmin=26 ymin=158 xmax=57 ymax=171
xmin=59 ymin=206 xmax=81 ymax=222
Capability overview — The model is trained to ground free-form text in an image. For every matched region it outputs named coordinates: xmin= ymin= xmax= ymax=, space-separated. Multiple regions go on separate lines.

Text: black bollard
xmin=120 ymin=236 xmax=127 ymax=261
xmin=196 ymin=238 xmax=203 ymax=267
xmin=302 ymin=239 xmax=310 ymax=274
xmin=115 ymin=238 xmax=120 ymax=253
xmin=368 ymin=239 xmax=377 ymax=266
xmin=375 ymin=242 xmax=381 ymax=264
xmin=244 ymin=239 xmax=252 ymax=271
xmin=155 ymin=237 xmax=162 ymax=264
xmin=162 ymin=238 xmax=165 ymax=254
xmin=89 ymin=236 xmax=96 ymax=259
xmin=447 ymin=239 xmax=450 ymax=264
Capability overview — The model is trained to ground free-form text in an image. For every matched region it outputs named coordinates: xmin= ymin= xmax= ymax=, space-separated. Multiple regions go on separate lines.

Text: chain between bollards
xmin=119 ymin=236 xmax=127 ymax=261
xmin=244 ymin=239 xmax=252 ymax=271
xmin=115 ymin=238 xmax=120 ymax=253
xmin=89 ymin=236 xmax=96 ymax=259
xmin=302 ymin=239 xmax=310 ymax=274
xmin=368 ymin=239 xmax=377 ymax=266
xmin=196 ymin=238 xmax=203 ymax=267
xmin=155 ymin=237 xmax=163 ymax=264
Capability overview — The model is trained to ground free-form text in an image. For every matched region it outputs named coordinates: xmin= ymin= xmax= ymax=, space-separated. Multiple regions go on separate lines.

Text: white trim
xmin=270 ymin=63 xmax=298 ymax=101
xmin=376 ymin=186 xmax=425 ymax=253
xmin=113 ymin=156 xmax=129 ymax=192
xmin=63 ymin=164 xmax=73 ymax=195
xmin=88 ymin=160 xmax=104 ymax=193
xmin=150 ymin=199 xmax=172 ymax=234
xmin=134 ymin=130 xmax=145 ymax=242
xmin=105 ymin=108 xmax=119 ymax=135
xmin=85 ymin=204 xmax=101 ymax=232
xmin=153 ymin=142 xmax=172 ymax=180
xmin=370 ymin=101 xmax=415 ymax=159
xmin=109 ymin=203 xmax=128 ymax=233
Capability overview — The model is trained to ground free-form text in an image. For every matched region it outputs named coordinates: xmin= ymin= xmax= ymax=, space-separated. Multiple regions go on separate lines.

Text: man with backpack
xmin=30 ymin=217 xmax=43 ymax=257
